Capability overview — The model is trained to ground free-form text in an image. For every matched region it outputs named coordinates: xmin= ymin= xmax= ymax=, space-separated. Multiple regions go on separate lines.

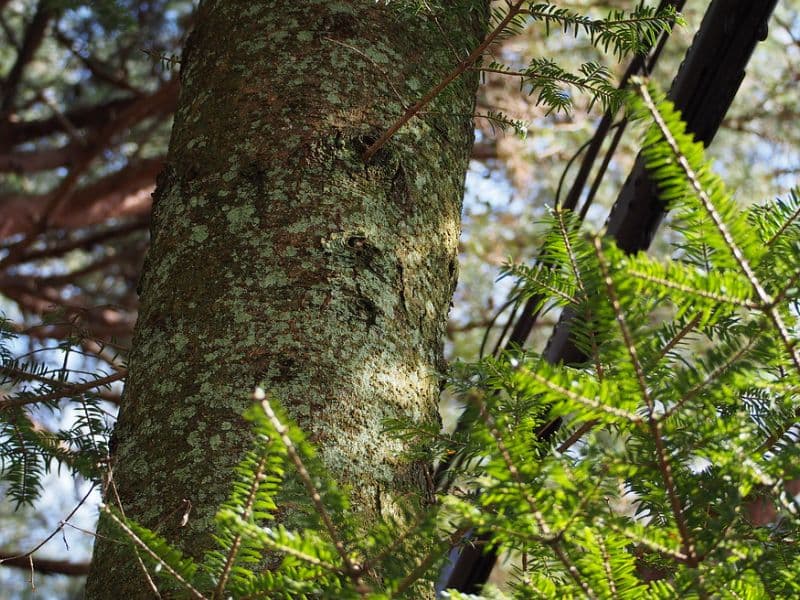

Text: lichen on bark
xmin=86 ymin=1 xmax=487 ymax=597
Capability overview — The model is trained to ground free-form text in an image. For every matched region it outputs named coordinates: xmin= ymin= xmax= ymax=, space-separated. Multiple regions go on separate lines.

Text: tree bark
xmin=86 ymin=1 xmax=486 ymax=597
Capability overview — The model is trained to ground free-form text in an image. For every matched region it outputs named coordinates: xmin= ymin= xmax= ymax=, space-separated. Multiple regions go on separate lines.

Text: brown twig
xmin=0 ymin=370 xmax=125 ymax=411
xmin=362 ymin=0 xmax=528 ymax=162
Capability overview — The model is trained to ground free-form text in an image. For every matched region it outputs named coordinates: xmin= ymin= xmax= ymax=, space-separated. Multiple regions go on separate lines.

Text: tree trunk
xmin=86 ymin=1 xmax=486 ymax=596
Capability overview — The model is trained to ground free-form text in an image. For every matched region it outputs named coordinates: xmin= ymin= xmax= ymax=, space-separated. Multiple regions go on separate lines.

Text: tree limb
xmin=0 ymin=158 xmax=161 ymax=240
xmin=0 ymin=552 xmax=91 ymax=576
xmin=1 ymin=1 xmax=53 ymax=114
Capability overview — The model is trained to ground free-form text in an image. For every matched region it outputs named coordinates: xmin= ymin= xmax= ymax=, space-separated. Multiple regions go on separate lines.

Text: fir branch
xmin=762 ymin=190 xmax=800 ymax=249
xmin=645 ymin=314 xmax=702 ymax=370
xmin=222 ymin=515 xmax=340 ymax=572
xmin=102 ymin=507 xmax=207 ymax=600
xmin=593 ymin=237 xmax=651 ymax=412
xmin=506 ymin=262 xmax=581 ymax=307
xmin=468 ymin=390 xmax=598 ymax=598
xmin=625 ymin=268 xmax=758 ymax=310
xmin=594 ymin=236 xmax=697 ymax=566
xmin=637 ymin=81 xmax=800 ymax=375
xmin=772 ymin=267 xmax=800 ymax=307
xmin=596 ymin=534 xmax=617 ymax=597
xmin=474 ymin=59 xmax=622 ymax=114
xmin=520 ymin=366 xmax=642 ymax=423
xmin=522 ymin=3 xmax=681 ymax=59
xmin=607 ymin=521 xmax=689 ymax=564
xmin=258 ymin=392 xmax=364 ymax=587
xmin=475 ymin=110 xmax=529 ymax=137
xmin=757 ymin=408 xmax=800 ymax=455
xmin=391 ymin=526 xmax=471 ymax=597
xmin=262 ymin=535 xmax=339 ymax=573
xmin=0 ymin=370 xmax=125 ymax=410
xmin=212 ymin=453 xmax=269 ymax=600
xmin=362 ymin=506 xmax=429 ymax=572
xmin=556 ymin=419 xmax=598 ymax=453
xmin=555 ymin=208 xmax=586 ymax=297
xmin=105 ymin=475 xmax=164 ymax=597
xmin=660 ymin=337 xmax=758 ymax=421
xmin=553 ymin=207 xmax=604 ymax=378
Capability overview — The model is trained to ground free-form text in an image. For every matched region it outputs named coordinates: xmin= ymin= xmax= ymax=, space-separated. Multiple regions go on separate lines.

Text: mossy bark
xmin=86 ymin=1 xmax=485 ymax=597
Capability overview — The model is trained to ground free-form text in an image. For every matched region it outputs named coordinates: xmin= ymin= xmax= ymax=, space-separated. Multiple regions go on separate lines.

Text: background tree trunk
xmin=86 ymin=1 xmax=486 ymax=596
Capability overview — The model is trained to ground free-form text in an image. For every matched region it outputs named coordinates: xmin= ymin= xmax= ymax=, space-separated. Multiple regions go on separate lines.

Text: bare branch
xmin=0 ymin=552 xmax=90 ymax=576
xmin=1 ymin=1 xmax=53 ymax=114
xmin=363 ymin=0 xmax=527 ymax=161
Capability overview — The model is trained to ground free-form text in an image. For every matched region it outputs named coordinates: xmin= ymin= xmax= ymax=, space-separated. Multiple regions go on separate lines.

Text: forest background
xmin=0 ymin=0 xmax=798 ymax=597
